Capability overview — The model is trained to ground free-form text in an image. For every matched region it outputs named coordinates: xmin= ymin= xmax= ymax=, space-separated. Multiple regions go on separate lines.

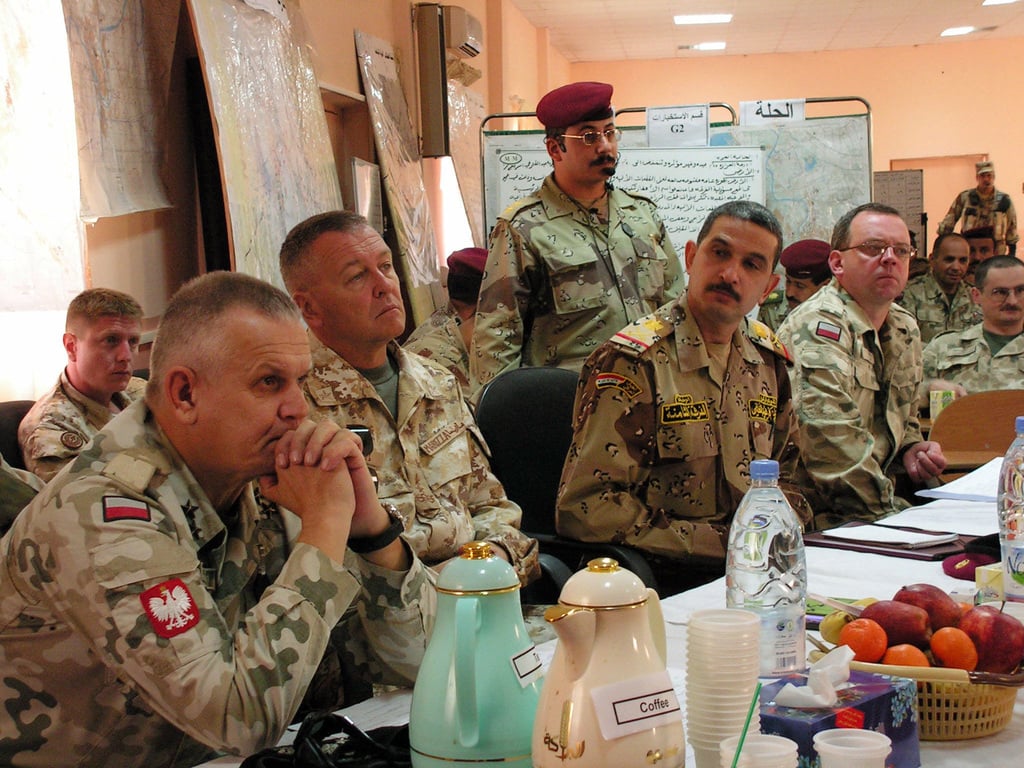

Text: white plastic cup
xmin=719 ymin=733 xmax=798 ymax=768
xmin=813 ymin=729 xmax=891 ymax=768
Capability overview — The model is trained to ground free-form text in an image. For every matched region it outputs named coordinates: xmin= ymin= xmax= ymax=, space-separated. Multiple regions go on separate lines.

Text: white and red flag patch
xmin=815 ymin=321 xmax=842 ymax=342
xmin=102 ymin=496 xmax=151 ymax=523
xmin=141 ymin=578 xmax=199 ymax=638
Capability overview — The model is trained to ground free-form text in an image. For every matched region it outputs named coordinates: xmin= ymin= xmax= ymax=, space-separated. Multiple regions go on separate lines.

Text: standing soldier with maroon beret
xmin=470 ymin=81 xmax=684 ymax=395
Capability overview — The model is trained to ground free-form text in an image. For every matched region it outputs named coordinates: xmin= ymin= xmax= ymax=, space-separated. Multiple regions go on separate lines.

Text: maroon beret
xmin=780 ymin=239 xmax=832 ymax=282
xmin=446 ymin=247 xmax=487 ymax=303
xmin=536 ymin=82 xmax=614 ymax=129
xmin=942 ymin=552 xmax=997 ymax=581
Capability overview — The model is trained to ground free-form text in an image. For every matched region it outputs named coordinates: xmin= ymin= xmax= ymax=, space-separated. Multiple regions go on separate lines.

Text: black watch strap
xmin=348 ymin=504 xmax=405 ymax=554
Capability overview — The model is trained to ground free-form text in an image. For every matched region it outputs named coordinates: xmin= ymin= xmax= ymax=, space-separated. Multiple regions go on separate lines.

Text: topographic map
xmin=711 ymin=116 xmax=871 ymax=245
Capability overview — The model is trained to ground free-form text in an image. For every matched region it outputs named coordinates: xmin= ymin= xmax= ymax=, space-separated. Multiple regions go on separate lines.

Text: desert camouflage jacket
xmin=898 ymin=272 xmax=981 ymax=344
xmin=303 ymin=334 xmax=539 ymax=584
xmin=18 ymin=369 xmax=147 ymax=481
xmin=471 ymin=175 xmax=684 ymax=392
xmin=923 ymin=323 xmax=1024 ymax=392
xmin=557 ymin=295 xmax=808 ymax=564
xmin=0 ymin=401 xmax=434 ymax=767
xmin=778 ymin=282 xmax=925 ymax=524
xmin=937 ymin=187 xmax=1018 ymax=255
xmin=403 ymin=304 xmax=472 ymax=399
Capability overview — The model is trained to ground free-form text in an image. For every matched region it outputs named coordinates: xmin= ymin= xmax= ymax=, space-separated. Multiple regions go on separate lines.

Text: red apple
xmin=892 ymin=583 xmax=962 ymax=631
xmin=860 ymin=600 xmax=932 ymax=648
xmin=958 ymin=605 xmax=1024 ymax=674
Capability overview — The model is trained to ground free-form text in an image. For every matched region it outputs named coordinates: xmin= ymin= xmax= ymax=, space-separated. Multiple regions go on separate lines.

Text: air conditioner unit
xmin=443 ymin=5 xmax=481 ymax=58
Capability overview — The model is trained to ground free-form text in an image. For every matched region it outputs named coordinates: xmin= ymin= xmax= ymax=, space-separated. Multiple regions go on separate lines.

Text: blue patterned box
xmin=758 ymin=670 xmax=920 ymax=768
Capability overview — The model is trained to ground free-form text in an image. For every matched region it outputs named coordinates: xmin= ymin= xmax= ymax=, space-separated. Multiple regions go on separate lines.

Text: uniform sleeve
xmin=656 ymin=216 xmax=686 ymax=302
xmin=20 ymin=423 xmax=78 ymax=482
xmin=470 ymin=218 xmax=535 ymax=392
xmin=777 ymin=320 xmax=907 ymax=522
xmin=33 ymin=480 xmax=361 ymax=756
xmin=556 ymin=346 xmax=714 ymax=559
xmin=1006 ymin=197 xmax=1019 ymax=248
xmin=936 ymin=192 xmax=964 ymax=236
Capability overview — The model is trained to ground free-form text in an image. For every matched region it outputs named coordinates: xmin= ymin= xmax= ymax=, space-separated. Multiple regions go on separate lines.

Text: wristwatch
xmin=347 ymin=503 xmax=405 ymax=554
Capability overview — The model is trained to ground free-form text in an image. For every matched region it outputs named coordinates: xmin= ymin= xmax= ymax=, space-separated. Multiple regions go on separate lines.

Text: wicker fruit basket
xmin=851 ymin=661 xmax=1021 ymax=740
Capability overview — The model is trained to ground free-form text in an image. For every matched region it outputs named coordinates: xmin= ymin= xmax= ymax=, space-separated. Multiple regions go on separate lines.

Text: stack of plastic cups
xmin=812 ymin=729 xmax=892 ymax=768
xmin=719 ymin=734 xmax=798 ymax=768
xmin=686 ymin=609 xmax=762 ymax=768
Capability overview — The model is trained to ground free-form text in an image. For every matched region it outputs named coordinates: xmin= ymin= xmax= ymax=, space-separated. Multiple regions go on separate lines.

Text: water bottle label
xmin=761 ymin=610 xmax=805 ymax=676
xmin=1002 ymin=544 xmax=1024 ymax=601
xmin=510 ymin=644 xmax=543 ymax=686
xmin=590 ymin=670 xmax=682 ymax=741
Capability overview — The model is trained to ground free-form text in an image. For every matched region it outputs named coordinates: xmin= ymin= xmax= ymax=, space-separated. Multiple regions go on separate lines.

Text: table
xmin=198 ymin=486 xmax=1022 ymax=767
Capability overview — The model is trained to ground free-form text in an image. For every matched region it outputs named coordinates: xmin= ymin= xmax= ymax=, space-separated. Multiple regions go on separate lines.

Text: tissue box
xmin=759 ymin=670 xmax=920 ymax=768
xmin=976 ymin=562 xmax=1005 ymax=602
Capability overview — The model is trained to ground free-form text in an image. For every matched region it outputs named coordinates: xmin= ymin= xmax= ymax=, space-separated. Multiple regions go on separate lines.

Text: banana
xmin=819 ymin=598 xmax=879 ymax=645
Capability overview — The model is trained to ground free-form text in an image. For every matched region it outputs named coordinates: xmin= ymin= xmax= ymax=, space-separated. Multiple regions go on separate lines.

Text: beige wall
xmin=574 ymin=38 xmax=1024 ymax=248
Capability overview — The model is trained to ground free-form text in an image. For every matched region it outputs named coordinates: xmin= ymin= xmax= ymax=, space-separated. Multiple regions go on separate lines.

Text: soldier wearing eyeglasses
xmin=777 ymin=203 xmax=948 ymax=527
xmin=923 ymin=255 xmax=1024 ymax=395
xmin=470 ymin=81 xmax=684 ymax=394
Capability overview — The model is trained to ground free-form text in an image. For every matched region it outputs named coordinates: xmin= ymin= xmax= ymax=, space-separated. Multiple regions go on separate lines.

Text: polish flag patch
xmin=815 ymin=321 xmax=843 ymax=342
xmin=102 ymin=496 xmax=152 ymax=523
xmin=141 ymin=578 xmax=199 ymax=638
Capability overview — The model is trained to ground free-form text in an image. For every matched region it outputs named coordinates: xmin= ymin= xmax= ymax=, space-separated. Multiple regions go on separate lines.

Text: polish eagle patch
xmin=141 ymin=578 xmax=199 ymax=638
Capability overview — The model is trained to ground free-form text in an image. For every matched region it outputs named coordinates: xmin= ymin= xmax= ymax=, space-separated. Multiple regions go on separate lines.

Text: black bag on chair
xmin=239 ymin=711 xmax=411 ymax=768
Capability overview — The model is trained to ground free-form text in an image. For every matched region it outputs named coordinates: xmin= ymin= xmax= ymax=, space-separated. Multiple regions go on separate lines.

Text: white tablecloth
xmin=198 ymin=493 xmax=1022 ymax=767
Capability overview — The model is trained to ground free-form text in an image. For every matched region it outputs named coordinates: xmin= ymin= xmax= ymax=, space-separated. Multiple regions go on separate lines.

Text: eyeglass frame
xmin=560 ymin=127 xmax=622 ymax=146
xmin=983 ymin=285 xmax=1024 ymax=301
xmin=838 ymin=240 xmax=917 ymax=262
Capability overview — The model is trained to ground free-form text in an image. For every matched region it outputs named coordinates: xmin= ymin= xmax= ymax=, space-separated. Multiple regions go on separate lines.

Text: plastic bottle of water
xmin=997 ymin=416 xmax=1024 ymax=602
xmin=726 ymin=459 xmax=807 ymax=676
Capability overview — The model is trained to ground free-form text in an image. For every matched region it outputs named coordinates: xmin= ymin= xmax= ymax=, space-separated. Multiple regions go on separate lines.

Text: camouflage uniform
xmin=898 ymin=271 xmax=981 ymax=343
xmin=758 ymin=290 xmax=789 ymax=332
xmin=923 ymin=324 xmax=1024 ymax=392
xmin=556 ymin=295 xmax=809 ymax=567
xmin=0 ymin=455 xmax=40 ymax=535
xmin=18 ymin=369 xmax=147 ymax=481
xmin=303 ymin=333 xmax=539 ymax=584
xmin=937 ymin=188 xmax=1019 ymax=256
xmin=471 ymin=175 xmax=684 ymax=391
xmin=0 ymin=400 xmax=434 ymax=768
xmin=403 ymin=305 xmax=471 ymax=398
xmin=777 ymin=282 xmax=925 ymax=525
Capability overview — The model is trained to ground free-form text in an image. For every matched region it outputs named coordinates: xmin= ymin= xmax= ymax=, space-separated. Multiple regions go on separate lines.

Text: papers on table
xmin=915 ymin=457 xmax=1001 ymax=502
xmin=876 ymin=499 xmax=997 ymax=537
xmin=820 ymin=525 xmax=960 ymax=549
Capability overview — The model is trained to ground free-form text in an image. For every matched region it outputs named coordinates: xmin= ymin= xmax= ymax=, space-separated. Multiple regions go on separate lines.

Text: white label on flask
xmin=590 ymin=670 xmax=681 ymax=740
xmin=1004 ymin=544 xmax=1024 ymax=601
xmin=511 ymin=644 xmax=543 ymax=687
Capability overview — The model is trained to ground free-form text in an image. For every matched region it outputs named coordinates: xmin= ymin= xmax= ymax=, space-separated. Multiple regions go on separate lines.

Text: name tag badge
xmin=748 ymin=393 xmax=778 ymax=423
xmin=660 ymin=394 xmax=710 ymax=424
xmin=420 ymin=421 xmax=467 ymax=455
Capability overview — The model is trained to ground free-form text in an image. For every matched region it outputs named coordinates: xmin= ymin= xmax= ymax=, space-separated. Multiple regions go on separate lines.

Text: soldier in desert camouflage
xmin=0 ymin=272 xmax=434 ymax=767
xmin=19 ymin=287 xmax=148 ymax=481
xmin=898 ymin=232 xmax=981 ymax=343
xmin=470 ymin=81 xmax=684 ymax=394
xmin=777 ymin=203 xmax=947 ymax=526
xmin=557 ymin=201 xmax=811 ymax=593
xmin=279 ymin=211 xmax=539 ymax=585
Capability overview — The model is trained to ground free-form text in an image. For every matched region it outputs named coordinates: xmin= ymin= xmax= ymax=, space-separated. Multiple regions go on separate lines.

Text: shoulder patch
xmin=610 ymin=315 xmax=672 ymax=354
xmin=102 ymin=495 xmax=152 ymax=523
xmin=60 ymin=431 xmax=86 ymax=450
xmin=595 ymin=372 xmax=643 ymax=398
xmin=747 ymin=319 xmax=793 ymax=363
xmin=141 ymin=578 xmax=199 ymax=638
xmin=102 ymin=453 xmax=157 ymax=493
xmin=815 ymin=321 xmax=843 ymax=342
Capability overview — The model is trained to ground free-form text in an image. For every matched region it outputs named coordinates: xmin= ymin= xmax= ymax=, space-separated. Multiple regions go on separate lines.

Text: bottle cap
xmin=750 ymin=459 xmax=780 ymax=481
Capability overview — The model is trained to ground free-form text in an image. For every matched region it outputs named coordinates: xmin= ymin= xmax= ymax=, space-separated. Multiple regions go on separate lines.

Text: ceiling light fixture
xmin=674 ymin=14 xmax=732 ymax=25
xmin=692 ymin=41 xmax=727 ymax=51
xmin=982 ymin=0 xmax=1018 ymax=6
xmin=940 ymin=26 xmax=976 ymax=36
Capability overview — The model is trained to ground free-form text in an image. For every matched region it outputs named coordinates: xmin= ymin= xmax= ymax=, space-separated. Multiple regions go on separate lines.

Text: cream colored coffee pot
xmin=533 ymin=558 xmax=684 ymax=768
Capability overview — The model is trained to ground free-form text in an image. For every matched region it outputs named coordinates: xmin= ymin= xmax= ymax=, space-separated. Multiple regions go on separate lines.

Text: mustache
xmin=707 ymin=282 xmax=741 ymax=301
xmin=591 ymin=153 xmax=617 ymax=168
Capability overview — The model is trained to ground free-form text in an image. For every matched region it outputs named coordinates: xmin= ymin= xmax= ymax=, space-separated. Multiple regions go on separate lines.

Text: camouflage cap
xmin=976 ymin=160 xmax=994 ymax=174
xmin=536 ymin=82 xmax=614 ymax=129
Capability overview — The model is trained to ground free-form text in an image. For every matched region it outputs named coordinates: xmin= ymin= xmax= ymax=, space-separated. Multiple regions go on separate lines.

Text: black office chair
xmin=475 ymin=366 xmax=657 ymax=596
xmin=0 ymin=400 xmax=34 ymax=471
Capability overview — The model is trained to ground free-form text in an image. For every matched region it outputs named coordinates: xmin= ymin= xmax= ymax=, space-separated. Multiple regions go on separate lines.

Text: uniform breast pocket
xmin=418 ymin=422 xmax=474 ymax=494
xmin=852 ymin=355 xmax=881 ymax=393
xmin=542 ymin=247 xmax=607 ymax=314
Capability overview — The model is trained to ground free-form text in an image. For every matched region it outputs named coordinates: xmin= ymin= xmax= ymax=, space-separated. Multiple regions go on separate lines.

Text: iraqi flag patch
xmin=815 ymin=321 xmax=842 ymax=342
xmin=102 ymin=496 xmax=152 ymax=523
xmin=141 ymin=578 xmax=199 ymax=638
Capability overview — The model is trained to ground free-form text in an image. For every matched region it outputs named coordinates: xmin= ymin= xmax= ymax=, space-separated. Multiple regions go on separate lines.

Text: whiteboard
xmin=483 ymin=135 xmax=764 ymax=247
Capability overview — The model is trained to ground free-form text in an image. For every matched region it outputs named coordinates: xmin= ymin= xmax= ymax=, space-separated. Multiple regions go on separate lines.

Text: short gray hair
xmin=279 ymin=210 xmax=371 ymax=293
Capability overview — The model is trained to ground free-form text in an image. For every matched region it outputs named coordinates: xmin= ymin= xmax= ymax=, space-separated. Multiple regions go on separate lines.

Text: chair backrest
xmin=928 ymin=389 xmax=1024 ymax=454
xmin=0 ymin=400 xmax=35 ymax=471
xmin=474 ymin=367 xmax=580 ymax=536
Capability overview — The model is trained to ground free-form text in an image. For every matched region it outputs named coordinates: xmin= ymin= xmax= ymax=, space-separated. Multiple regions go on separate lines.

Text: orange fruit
xmin=882 ymin=644 xmax=931 ymax=667
xmin=838 ymin=618 xmax=888 ymax=662
xmin=930 ymin=626 xmax=979 ymax=671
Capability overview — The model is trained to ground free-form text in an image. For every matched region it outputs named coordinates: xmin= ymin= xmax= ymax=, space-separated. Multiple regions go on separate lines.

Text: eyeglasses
xmin=986 ymin=286 xmax=1024 ymax=301
xmin=561 ymin=127 xmax=622 ymax=146
xmin=840 ymin=240 xmax=917 ymax=261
